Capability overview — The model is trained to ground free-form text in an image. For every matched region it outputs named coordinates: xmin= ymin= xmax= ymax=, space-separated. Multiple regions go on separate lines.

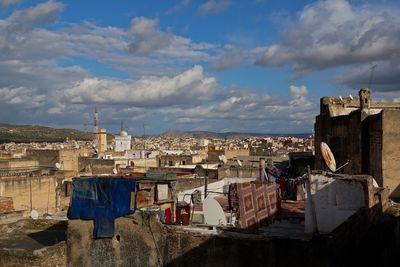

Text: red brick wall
xmin=0 ymin=197 xmax=14 ymax=213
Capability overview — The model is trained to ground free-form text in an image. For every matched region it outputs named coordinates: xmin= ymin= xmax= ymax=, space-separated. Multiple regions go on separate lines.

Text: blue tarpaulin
xmin=67 ymin=177 xmax=136 ymax=238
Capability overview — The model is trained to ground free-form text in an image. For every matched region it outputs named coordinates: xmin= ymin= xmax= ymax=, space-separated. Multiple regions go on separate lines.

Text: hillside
xmin=0 ymin=123 xmax=93 ymax=143
xmin=161 ymin=130 xmax=311 ymax=139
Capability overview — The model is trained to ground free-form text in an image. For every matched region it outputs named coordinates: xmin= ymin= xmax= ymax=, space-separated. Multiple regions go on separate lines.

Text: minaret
xmin=93 ymin=106 xmax=99 ymax=143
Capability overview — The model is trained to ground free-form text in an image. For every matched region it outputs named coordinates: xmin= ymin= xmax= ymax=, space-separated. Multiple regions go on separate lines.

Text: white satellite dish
xmin=339 ymin=96 xmax=343 ymax=102
xmin=30 ymin=209 xmax=39 ymax=220
xmin=237 ymin=160 xmax=242 ymax=167
xmin=218 ymin=155 xmax=223 ymax=161
xmin=221 ymin=155 xmax=227 ymax=164
xmin=55 ymin=162 xmax=61 ymax=170
xmin=349 ymin=94 xmax=354 ymax=100
xmin=112 ymin=168 xmax=117 ymax=175
xmin=373 ymin=178 xmax=379 ymax=188
xmin=203 ymin=197 xmax=227 ymax=226
xmin=60 ymin=144 xmax=64 ymax=149
xmin=321 ymin=142 xmax=336 ymax=172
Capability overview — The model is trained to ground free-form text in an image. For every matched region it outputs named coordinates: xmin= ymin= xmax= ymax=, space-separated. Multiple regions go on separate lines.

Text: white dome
xmin=120 ymin=130 xmax=128 ymax=137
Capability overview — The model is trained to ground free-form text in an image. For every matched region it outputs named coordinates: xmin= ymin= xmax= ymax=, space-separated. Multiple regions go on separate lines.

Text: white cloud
xmin=167 ymin=0 xmax=191 ymax=14
xmin=64 ymin=65 xmax=218 ymax=106
xmin=211 ymin=47 xmax=245 ymax=70
xmin=171 ymin=85 xmax=316 ymax=126
xmin=8 ymin=1 xmax=63 ymax=27
xmin=255 ymin=0 xmax=400 ymax=91
xmin=0 ymin=0 xmax=21 ymax=9
xmin=0 ymin=87 xmax=45 ymax=107
xmin=199 ymin=0 xmax=231 ymax=15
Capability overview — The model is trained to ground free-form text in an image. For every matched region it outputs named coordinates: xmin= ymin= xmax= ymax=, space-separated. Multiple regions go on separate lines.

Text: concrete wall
xmin=305 ymin=173 xmax=374 ymax=233
xmin=382 ymin=110 xmax=400 ymax=198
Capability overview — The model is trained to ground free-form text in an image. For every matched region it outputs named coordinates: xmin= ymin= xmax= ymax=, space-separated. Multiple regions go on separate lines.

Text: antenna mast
xmin=368 ymin=64 xmax=377 ymax=89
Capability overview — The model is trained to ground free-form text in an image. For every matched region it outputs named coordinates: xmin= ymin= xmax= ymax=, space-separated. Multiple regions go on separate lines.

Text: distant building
xmin=114 ymin=130 xmax=131 ymax=152
xmin=207 ymin=146 xmax=249 ymax=162
xmin=315 ymin=88 xmax=400 ymax=198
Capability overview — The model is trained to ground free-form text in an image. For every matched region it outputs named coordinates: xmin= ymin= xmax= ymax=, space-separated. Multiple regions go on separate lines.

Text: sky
xmin=0 ymin=0 xmax=399 ymax=135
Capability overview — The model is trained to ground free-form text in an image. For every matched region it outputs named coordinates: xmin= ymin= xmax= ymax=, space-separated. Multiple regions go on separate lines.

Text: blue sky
xmin=0 ymin=0 xmax=399 ymax=135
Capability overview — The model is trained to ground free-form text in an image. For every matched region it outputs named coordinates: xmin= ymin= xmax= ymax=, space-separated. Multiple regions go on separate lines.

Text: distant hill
xmin=160 ymin=130 xmax=311 ymax=139
xmin=0 ymin=123 xmax=93 ymax=143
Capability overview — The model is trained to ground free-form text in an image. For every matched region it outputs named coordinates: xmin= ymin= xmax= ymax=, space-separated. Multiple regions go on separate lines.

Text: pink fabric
xmin=232 ymin=182 xmax=278 ymax=229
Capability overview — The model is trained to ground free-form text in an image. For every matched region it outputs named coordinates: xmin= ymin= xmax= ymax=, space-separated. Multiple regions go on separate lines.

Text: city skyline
xmin=0 ymin=0 xmax=399 ymax=135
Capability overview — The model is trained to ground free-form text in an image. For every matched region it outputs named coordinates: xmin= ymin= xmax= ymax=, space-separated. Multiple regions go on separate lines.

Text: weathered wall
xmin=79 ymin=157 xmax=115 ymax=175
xmin=224 ymin=149 xmax=249 ymax=159
xmin=67 ymin=212 xmax=400 ymax=267
xmin=218 ymin=166 xmax=259 ymax=179
xmin=26 ymin=149 xmax=60 ymax=169
xmin=0 ymin=159 xmax=38 ymax=169
xmin=159 ymin=155 xmax=193 ymax=167
xmin=382 ymin=110 xmax=400 ymax=198
xmin=365 ymin=113 xmax=383 ymax=186
xmin=305 ymin=173 xmax=374 ymax=233
xmin=0 ymin=174 xmax=59 ymax=215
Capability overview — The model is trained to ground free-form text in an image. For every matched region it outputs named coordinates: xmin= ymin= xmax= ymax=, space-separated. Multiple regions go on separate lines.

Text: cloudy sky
xmin=0 ymin=0 xmax=399 ymax=135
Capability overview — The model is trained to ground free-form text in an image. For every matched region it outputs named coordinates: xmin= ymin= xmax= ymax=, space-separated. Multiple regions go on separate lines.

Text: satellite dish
xmin=237 ymin=160 xmax=242 ymax=167
xmin=221 ymin=155 xmax=227 ymax=164
xmin=373 ymin=178 xmax=379 ymax=188
xmin=55 ymin=162 xmax=61 ymax=170
xmin=203 ymin=197 xmax=227 ymax=226
xmin=339 ymin=96 xmax=343 ymax=101
xmin=112 ymin=168 xmax=117 ymax=174
xmin=349 ymin=94 xmax=354 ymax=100
xmin=321 ymin=142 xmax=336 ymax=172
xmin=30 ymin=209 xmax=39 ymax=220
xmin=60 ymin=144 xmax=64 ymax=149
xmin=218 ymin=155 xmax=223 ymax=161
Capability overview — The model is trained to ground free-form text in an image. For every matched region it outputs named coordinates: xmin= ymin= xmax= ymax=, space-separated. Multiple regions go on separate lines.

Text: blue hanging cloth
xmin=67 ymin=177 xmax=136 ymax=238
